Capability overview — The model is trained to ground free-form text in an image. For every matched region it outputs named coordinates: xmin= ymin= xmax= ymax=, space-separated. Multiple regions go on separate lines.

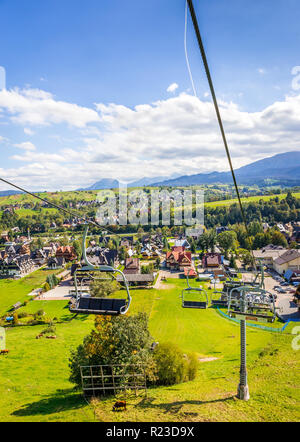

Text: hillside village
xmin=1 ymin=190 xmax=299 ymax=311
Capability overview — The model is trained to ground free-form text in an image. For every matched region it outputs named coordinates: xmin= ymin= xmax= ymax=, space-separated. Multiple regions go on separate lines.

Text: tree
xmin=271 ymin=230 xmax=288 ymax=247
xmin=208 ymin=229 xmax=217 ymax=252
xmin=90 ymin=278 xmax=119 ymax=298
xmin=217 ymin=230 xmax=237 ymax=258
xmin=69 ymin=313 xmax=156 ymax=388
xmin=72 ymin=240 xmax=81 ymax=259
xmin=155 ymin=257 xmax=161 ymax=269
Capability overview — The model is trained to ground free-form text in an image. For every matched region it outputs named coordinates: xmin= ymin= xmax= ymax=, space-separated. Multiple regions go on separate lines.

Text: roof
xmin=274 ymin=250 xmax=300 ymax=265
xmin=117 ymin=273 xmax=154 ymax=282
xmin=124 ymin=258 xmax=139 ymax=269
xmin=203 ymin=253 xmax=221 ymax=266
xmin=172 ymin=246 xmax=185 ymax=252
xmin=166 ymin=250 xmax=192 ymax=264
xmin=184 ymin=268 xmax=197 ymax=277
xmin=175 ymin=239 xmax=190 ymax=248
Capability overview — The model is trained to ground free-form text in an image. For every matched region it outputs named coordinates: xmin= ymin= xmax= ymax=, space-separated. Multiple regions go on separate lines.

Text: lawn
xmin=0 ymin=268 xmax=62 ymax=316
xmin=0 ymin=278 xmax=298 ymax=422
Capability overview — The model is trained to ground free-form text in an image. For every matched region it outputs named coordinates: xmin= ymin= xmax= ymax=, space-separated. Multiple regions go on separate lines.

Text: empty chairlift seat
xmin=183 ymin=300 xmax=207 ymax=309
xmin=70 ymin=297 xmax=127 ymax=315
xmin=211 ymin=299 xmax=228 ymax=307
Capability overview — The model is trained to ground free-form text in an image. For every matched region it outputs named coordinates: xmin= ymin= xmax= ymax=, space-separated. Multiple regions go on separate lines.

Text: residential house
xmin=253 ymin=245 xmax=286 ymax=268
xmin=184 ymin=267 xmax=197 ymax=278
xmin=0 ymin=255 xmax=35 ymax=278
xmin=202 ymin=253 xmax=222 ymax=269
xmin=273 ymin=250 xmax=300 ymax=275
xmin=56 ymin=246 xmax=77 ymax=262
xmin=166 ymin=249 xmax=192 ymax=271
xmin=30 ymin=248 xmax=48 ymax=266
xmin=174 ymin=238 xmax=190 ymax=249
xmin=124 ymin=258 xmax=140 ymax=274
xmin=47 ymin=256 xmax=66 ymax=270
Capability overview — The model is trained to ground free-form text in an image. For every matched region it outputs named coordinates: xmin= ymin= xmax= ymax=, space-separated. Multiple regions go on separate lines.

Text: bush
xmin=185 ymin=352 xmax=198 ymax=381
xmin=43 ymin=282 xmax=51 ymax=292
xmin=153 ymin=343 xmax=198 ymax=386
xmin=34 ymin=309 xmax=45 ymax=319
xmin=12 ymin=312 xmax=18 ymax=325
xmin=41 ymin=324 xmax=56 ymax=335
xmin=18 ymin=312 xmax=29 ymax=319
xmin=153 ymin=343 xmax=186 ymax=385
xmin=90 ymin=278 xmax=119 ymax=298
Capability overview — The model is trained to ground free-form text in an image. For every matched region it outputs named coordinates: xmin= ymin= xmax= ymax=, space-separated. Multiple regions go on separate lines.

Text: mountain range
xmin=79 ymin=152 xmax=300 ymax=190
xmin=1 ymin=152 xmax=299 ymax=195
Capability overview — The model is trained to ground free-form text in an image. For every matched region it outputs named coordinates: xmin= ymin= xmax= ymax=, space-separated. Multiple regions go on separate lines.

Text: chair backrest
xmin=183 ymin=300 xmax=207 ymax=309
xmin=78 ymin=297 xmax=90 ymax=309
xmin=99 ymin=298 xmax=115 ymax=312
xmin=113 ymin=299 xmax=127 ymax=312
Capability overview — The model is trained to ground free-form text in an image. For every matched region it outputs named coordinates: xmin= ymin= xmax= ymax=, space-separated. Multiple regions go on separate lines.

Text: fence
xmin=80 ymin=364 xmax=147 ymax=397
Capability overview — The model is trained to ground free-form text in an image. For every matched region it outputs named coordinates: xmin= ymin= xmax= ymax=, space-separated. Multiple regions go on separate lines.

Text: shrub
xmin=12 ymin=312 xmax=18 ymax=325
xmin=153 ymin=343 xmax=198 ymax=385
xmin=34 ymin=309 xmax=45 ymax=318
xmin=18 ymin=312 xmax=29 ymax=319
xmin=42 ymin=324 xmax=56 ymax=335
xmin=185 ymin=352 xmax=198 ymax=381
xmin=43 ymin=282 xmax=51 ymax=292
xmin=90 ymin=278 xmax=119 ymax=298
xmin=153 ymin=343 xmax=186 ymax=385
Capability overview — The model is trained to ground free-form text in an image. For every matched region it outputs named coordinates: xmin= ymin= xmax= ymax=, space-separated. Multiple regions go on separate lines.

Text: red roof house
xmin=166 ymin=250 xmax=192 ymax=270
xmin=56 ymin=246 xmax=77 ymax=262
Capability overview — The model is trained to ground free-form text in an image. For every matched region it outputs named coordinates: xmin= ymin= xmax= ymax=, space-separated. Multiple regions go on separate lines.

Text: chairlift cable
xmin=186 ymin=0 xmax=257 ymax=272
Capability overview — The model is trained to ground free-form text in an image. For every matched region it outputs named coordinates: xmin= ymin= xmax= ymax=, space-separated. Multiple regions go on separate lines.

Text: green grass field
xmin=204 ymin=192 xmax=300 ymax=208
xmin=0 ymin=268 xmax=62 ymax=316
xmin=0 ymin=277 xmax=299 ymax=422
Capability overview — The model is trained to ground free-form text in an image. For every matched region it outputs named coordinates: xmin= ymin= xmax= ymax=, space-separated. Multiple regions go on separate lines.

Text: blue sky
xmin=0 ymin=0 xmax=300 ymax=190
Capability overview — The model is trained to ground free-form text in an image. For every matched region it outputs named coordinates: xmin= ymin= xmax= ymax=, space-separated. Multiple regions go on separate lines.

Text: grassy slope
xmin=205 ymin=192 xmax=300 ymax=208
xmin=0 ymin=269 xmax=62 ymax=316
xmin=0 ymin=278 xmax=298 ymax=422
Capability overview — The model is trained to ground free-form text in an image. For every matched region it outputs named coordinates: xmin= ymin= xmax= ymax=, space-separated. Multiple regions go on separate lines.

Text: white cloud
xmin=257 ymin=68 xmax=267 ymax=75
xmin=0 ymin=87 xmax=100 ymax=127
xmin=167 ymin=83 xmax=179 ymax=93
xmin=14 ymin=141 xmax=36 ymax=151
xmin=1 ymin=90 xmax=300 ymax=191
xmin=24 ymin=127 xmax=34 ymax=135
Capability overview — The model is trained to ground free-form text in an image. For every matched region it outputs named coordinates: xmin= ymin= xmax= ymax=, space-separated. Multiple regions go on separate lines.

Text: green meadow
xmin=0 ymin=277 xmax=299 ymax=422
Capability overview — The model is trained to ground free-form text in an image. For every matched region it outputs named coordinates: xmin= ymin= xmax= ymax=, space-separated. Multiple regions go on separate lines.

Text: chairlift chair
xmin=182 ymin=274 xmax=209 ymax=309
xmin=227 ymin=286 xmax=276 ymax=323
xmin=211 ymin=291 xmax=229 ymax=307
xmin=69 ymin=225 xmax=131 ymax=316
